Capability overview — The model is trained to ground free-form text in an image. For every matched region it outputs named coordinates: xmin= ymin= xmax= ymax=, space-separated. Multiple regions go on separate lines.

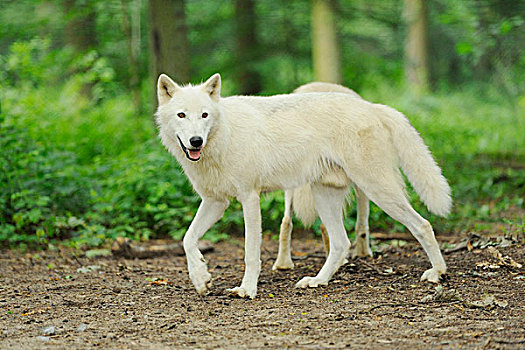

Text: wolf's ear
xmin=157 ymin=74 xmax=180 ymax=105
xmin=202 ymin=73 xmax=221 ymax=102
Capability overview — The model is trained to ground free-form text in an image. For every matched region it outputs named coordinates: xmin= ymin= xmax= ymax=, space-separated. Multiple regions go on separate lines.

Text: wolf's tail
xmin=292 ymin=185 xmax=317 ymax=227
xmin=377 ymin=104 xmax=452 ymax=216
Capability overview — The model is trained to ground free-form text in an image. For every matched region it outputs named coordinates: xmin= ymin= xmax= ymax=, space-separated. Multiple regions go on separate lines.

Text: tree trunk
xmin=234 ymin=0 xmax=262 ymax=95
xmin=63 ymin=0 xmax=97 ymax=52
xmin=149 ymin=0 xmax=190 ymax=87
xmin=404 ymin=0 xmax=429 ymax=94
xmin=311 ymin=0 xmax=342 ymax=84
xmin=121 ymin=0 xmax=142 ymax=114
xmin=63 ymin=0 xmax=97 ymax=96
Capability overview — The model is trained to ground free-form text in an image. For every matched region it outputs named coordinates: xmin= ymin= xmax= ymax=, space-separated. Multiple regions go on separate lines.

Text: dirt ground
xmin=1 ymin=235 xmax=523 ymax=349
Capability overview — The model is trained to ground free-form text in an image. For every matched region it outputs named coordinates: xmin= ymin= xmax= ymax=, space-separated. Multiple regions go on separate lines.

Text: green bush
xmin=1 ymin=37 xmax=522 ymax=249
xmin=86 ymin=143 xmax=200 ymax=242
xmin=0 ymin=114 xmax=93 ymax=248
xmin=0 ymin=38 xmax=153 ymax=164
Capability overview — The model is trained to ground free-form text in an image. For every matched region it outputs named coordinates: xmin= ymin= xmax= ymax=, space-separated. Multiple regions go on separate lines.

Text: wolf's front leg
xmin=227 ymin=192 xmax=261 ymax=299
xmin=183 ymin=198 xmax=229 ymax=295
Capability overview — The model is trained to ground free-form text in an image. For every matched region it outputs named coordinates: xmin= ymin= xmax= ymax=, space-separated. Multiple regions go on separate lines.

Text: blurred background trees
xmin=4 ymin=0 xmax=522 ymax=101
xmin=234 ymin=0 xmax=262 ymax=94
xmin=0 ymin=0 xmax=523 ymax=248
xmin=149 ymin=0 xmax=190 ymax=84
xmin=312 ymin=0 xmax=342 ymax=83
xmin=404 ymin=0 xmax=429 ymax=94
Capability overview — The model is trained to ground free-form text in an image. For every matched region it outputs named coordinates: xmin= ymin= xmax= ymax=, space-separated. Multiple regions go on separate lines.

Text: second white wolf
xmin=156 ymin=73 xmax=451 ymax=299
xmin=273 ymin=82 xmax=372 ymax=271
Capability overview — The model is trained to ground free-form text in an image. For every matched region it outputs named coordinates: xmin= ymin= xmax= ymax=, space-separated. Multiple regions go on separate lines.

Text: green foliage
xmin=0 ymin=38 xmax=154 ymax=163
xmin=0 ymin=1 xmax=523 ymax=249
xmin=0 ymin=114 xmax=93 ymax=247
xmin=87 ymin=144 xmax=200 ymax=242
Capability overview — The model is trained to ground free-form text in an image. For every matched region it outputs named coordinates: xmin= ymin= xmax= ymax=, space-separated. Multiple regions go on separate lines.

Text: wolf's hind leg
xmin=358 ymin=181 xmax=446 ymax=282
xmin=296 ymin=185 xmax=350 ymax=288
xmin=351 ymin=185 xmax=373 ymax=258
xmin=320 ymin=223 xmax=330 ymax=256
xmin=273 ymin=189 xmax=295 ymax=270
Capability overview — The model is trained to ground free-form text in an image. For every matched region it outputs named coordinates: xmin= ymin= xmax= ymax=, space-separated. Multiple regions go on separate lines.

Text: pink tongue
xmin=188 ymin=149 xmax=201 ymax=160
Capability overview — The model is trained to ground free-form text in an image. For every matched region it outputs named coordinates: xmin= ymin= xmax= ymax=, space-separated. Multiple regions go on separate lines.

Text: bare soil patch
xmin=1 ymin=236 xmax=523 ymax=349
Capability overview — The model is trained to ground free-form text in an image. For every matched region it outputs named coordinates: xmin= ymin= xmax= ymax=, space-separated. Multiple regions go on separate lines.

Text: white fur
xmin=273 ymin=82 xmax=372 ymax=270
xmin=156 ymin=73 xmax=451 ymax=299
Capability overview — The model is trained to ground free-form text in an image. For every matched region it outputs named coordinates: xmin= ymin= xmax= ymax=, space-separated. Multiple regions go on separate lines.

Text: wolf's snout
xmin=190 ymin=136 xmax=203 ymax=148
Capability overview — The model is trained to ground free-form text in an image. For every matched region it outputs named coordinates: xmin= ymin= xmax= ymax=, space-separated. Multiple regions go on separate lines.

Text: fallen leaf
xmin=466 ymin=293 xmax=508 ymax=309
xmin=476 ymin=261 xmax=501 ymax=270
xmin=487 ymin=246 xmax=523 ymax=268
xmin=149 ymin=278 xmax=173 ymax=285
xmin=452 ymin=304 xmax=464 ymax=311
xmin=292 ymin=251 xmax=308 ymax=257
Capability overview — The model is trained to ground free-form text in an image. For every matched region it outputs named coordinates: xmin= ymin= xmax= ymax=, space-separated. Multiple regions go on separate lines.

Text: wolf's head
xmin=155 ymin=73 xmax=221 ymax=162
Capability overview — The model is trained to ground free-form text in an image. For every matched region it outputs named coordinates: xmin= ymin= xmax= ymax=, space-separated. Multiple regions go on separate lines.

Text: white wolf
xmin=156 ymin=73 xmax=451 ymax=299
xmin=273 ymin=82 xmax=372 ymax=271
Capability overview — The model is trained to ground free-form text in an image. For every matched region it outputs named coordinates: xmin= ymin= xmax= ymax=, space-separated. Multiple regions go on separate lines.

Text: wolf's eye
xmin=177 ymin=112 xmax=185 ymax=118
xmin=202 ymin=112 xmax=208 ymax=118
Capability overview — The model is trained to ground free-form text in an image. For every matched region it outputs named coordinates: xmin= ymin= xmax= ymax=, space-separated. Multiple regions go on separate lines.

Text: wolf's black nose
xmin=189 ymin=136 xmax=203 ymax=148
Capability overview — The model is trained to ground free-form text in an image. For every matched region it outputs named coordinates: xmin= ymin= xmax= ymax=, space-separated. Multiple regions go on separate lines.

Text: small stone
xmin=420 ymin=295 xmax=433 ymax=303
xmin=76 ymin=323 xmax=88 ymax=332
xmin=42 ymin=326 xmax=55 ymax=335
xmin=37 ymin=336 xmax=50 ymax=341
xmin=76 ymin=265 xmax=101 ymax=273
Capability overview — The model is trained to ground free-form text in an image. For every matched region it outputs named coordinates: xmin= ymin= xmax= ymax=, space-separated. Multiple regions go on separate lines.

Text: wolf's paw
xmin=296 ymin=276 xmax=328 ymax=288
xmin=227 ymin=286 xmax=257 ymax=299
xmin=351 ymin=245 xmax=373 ymax=259
xmin=189 ymin=268 xmax=212 ymax=295
xmin=420 ymin=268 xmax=443 ymax=283
xmin=272 ymin=257 xmax=294 ymax=270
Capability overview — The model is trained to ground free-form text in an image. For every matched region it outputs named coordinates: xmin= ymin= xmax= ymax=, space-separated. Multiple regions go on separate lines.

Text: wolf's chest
xmin=182 ymin=162 xmax=238 ymax=199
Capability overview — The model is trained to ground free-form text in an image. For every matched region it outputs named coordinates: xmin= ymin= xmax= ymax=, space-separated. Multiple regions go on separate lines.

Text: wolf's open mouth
xmin=177 ymin=136 xmax=201 ymax=161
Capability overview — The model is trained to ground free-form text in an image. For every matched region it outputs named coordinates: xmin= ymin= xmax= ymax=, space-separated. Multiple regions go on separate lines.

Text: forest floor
xmin=0 ymin=233 xmax=524 ymax=349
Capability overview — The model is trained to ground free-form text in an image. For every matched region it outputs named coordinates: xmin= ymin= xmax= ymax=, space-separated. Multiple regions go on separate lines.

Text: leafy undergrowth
xmin=1 ymin=43 xmax=523 ymax=249
xmin=1 ymin=106 xmax=523 ymax=251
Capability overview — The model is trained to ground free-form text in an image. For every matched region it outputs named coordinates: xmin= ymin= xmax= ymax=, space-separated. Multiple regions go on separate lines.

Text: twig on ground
xmin=111 ymin=237 xmax=213 ymax=259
